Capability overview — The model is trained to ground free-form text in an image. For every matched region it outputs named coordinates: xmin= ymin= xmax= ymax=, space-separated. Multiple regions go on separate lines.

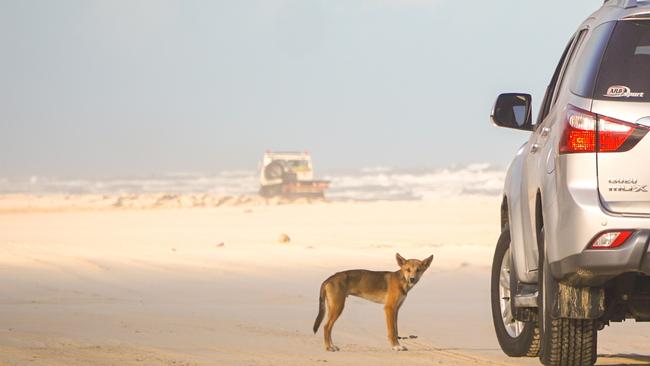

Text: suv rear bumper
xmin=550 ymin=230 xmax=650 ymax=286
xmin=545 ymin=155 xmax=650 ymax=286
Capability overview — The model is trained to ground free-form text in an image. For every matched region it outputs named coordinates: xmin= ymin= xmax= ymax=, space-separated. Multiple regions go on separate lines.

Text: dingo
xmin=312 ymin=253 xmax=433 ymax=351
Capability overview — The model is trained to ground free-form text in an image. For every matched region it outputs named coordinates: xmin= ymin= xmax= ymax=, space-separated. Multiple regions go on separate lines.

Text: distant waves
xmin=324 ymin=163 xmax=505 ymax=200
xmin=0 ymin=164 xmax=505 ymax=200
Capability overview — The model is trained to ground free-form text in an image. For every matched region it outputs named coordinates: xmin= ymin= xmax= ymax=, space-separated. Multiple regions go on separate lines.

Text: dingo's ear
xmin=396 ymin=253 xmax=406 ymax=266
xmin=422 ymin=255 xmax=434 ymax=269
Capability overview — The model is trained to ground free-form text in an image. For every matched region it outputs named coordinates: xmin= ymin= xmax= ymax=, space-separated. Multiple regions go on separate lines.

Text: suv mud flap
xmin=553 ymin=283 xmax=605 ymax=319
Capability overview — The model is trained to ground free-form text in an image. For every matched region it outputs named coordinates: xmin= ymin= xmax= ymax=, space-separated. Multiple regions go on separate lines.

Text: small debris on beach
xmin=217 ymin=242 xmax=225 ymax=248
xmin=398 ymin=335 xmax=418 ymax=340
xmin=171 ymin=248 xmax=177 ymax=252
xmin=278 ymin=233 xmax=291 ymax=243
xmin=370 ymin=244 xmax=393 ymax=249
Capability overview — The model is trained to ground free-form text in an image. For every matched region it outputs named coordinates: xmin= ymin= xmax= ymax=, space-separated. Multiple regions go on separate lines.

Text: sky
xmin=0 ymin=0 xmax=600 ymax=178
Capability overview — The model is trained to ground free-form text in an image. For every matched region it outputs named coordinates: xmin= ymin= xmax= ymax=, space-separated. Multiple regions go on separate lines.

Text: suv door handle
xmin=541 ymin=127 xmax=551 ymax=137
xmin=530 ymin=144 xmax=540 ymax=154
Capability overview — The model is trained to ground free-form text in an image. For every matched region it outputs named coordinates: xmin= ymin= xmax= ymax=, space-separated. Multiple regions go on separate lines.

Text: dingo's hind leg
xmin=323 ymin=291 xmax=345 ymax=352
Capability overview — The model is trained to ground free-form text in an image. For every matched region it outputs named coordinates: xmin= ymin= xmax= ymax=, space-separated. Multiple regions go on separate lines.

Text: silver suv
xmin=489 ymin=1 xmax=650 ymax=365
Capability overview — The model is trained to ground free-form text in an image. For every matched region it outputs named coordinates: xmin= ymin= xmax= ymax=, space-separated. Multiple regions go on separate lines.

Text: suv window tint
xmin=571 ymin=21 xmax=616 ymax=98
xmin=537 ymin=38 xmax=574 ymax=124
xmin=553 ymin=29 xmax=588 ymax=104
xmin=594 ymin=20 xmax=650 ymax=101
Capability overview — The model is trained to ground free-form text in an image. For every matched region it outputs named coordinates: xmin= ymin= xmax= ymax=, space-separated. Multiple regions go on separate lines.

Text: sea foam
xmin=0 ymin=164 xmax=505 ymax=201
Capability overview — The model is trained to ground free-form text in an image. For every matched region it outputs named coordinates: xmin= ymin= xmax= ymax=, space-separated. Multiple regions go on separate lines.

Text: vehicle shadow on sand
xmin=598 ymin=354 xmax=650 ymax=365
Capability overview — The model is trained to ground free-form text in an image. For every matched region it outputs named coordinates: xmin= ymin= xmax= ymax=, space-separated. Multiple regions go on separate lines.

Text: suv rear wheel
xmin=538 ymin=227 xmax=598 ymax=366
xmin=491 ymin=226 xmax=540 ymax=357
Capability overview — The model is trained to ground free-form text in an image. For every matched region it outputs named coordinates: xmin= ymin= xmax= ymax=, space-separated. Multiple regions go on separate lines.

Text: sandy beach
xmin=1 ymin=195 xmax=649 ymax=366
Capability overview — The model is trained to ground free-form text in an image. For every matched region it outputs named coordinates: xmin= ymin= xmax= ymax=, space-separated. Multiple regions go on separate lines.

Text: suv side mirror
xmin=491 ymin=93 xmax=533 ymax=131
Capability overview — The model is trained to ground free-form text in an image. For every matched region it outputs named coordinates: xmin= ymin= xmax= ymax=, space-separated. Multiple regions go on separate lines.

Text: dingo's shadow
xmin=598 ymin=354 xmax=650 ymax=365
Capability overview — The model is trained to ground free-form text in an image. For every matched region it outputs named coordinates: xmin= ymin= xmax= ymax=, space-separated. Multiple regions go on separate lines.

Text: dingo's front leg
xmin=384 ymin=305 xmax=407 ymax=351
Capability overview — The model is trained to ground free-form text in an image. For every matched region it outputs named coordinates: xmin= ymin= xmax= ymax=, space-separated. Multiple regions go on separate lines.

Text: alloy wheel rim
xmin=499 ymin=247 xmax=525 ymax=338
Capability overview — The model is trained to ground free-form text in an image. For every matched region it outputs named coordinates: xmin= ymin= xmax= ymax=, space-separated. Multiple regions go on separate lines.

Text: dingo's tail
xmin=313 ymin=282 xmax=326 ymax=334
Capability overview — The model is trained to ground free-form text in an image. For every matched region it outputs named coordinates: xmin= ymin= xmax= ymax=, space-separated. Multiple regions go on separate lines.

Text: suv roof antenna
xmin=604 ymin=0 xmax=638 ymax=8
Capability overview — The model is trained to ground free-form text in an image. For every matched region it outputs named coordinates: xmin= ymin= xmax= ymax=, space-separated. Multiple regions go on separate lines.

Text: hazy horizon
xmin=1 ymin=0 xmax=599 ymax=179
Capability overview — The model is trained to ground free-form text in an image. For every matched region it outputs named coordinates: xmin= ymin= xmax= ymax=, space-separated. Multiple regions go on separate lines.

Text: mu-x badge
xmin=608 ymin=178 xmax=648 ymax=193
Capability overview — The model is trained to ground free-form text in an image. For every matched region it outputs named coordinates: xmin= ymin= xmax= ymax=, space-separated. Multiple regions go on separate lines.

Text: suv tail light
xmin=588 ymin=230 xmax=634 ymax=249
xmin=559 ymin=105 xmax=649 ymax=154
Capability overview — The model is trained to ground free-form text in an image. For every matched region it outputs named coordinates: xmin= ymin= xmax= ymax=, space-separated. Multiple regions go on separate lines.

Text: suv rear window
xmin=571 ymin=21 xmax=615 ymax=98
xmin=594 ymin=20 xmax=650 ymax=101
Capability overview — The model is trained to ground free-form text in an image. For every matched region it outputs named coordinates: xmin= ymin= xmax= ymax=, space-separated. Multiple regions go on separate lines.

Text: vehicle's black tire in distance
xmin=490 ymin=226 xmax=541 ymax=357
xmin=538 ymin=227 xmax=598 ymax=366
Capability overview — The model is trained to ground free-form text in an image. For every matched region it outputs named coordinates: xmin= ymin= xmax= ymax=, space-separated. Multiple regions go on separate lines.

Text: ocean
xmin=0 ymin=163 xmax=506 ymax=201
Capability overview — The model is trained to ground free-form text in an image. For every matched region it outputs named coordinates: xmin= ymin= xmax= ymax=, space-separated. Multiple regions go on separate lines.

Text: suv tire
xmin=538 ymin=227 xmax=598 ymax=366
xmin=491 ymin=226 xmax=540 ymax=357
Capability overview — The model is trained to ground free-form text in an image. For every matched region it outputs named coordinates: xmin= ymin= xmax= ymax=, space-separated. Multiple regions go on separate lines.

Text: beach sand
xmin=0 ymin=195 xmax=649 ymax=365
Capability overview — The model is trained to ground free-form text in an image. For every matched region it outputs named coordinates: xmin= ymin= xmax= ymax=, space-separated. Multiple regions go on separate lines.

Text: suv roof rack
xmin=604 ymin=0 xmax=638 ymax=8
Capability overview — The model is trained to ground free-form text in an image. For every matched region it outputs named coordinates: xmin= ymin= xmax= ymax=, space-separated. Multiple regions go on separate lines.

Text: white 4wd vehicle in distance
xmin=490 ymin=1 xmax=650 ymax=365
xmin=259 ymin=151 xmax=329 ymax=198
